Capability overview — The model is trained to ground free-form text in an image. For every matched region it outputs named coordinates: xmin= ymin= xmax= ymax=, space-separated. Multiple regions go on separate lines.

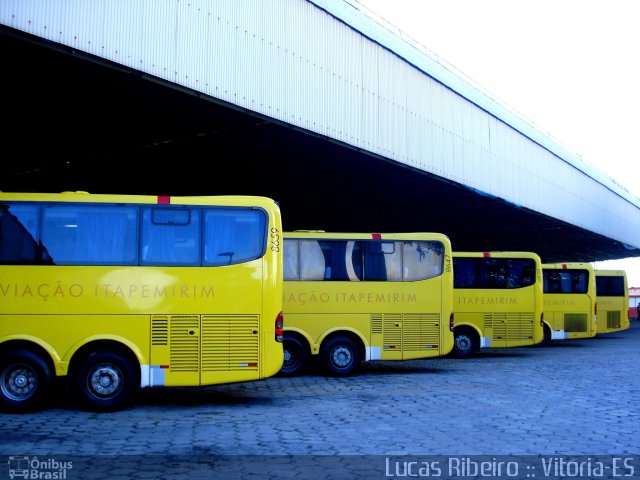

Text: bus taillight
xmin=449 ymin=312 xmax=454 ymax=331
xmin=275 ymin=312 xmax=284 ymax=342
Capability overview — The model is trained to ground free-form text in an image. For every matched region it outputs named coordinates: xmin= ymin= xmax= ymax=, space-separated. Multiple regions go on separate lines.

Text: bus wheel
xmin=280 ymin=336 xmax=308 ymax=376
xmin=453 ymin=328 xmax=477 ymax=357
xmin=73 ymin=350 xmax=137 ymax=411
xmin=0 ymin=350 xmax=52 ymax=413
xmin=321 ymin=336 xmax=360 ymax=376
xmin=542 ymin=324 xmax=552 ymax=345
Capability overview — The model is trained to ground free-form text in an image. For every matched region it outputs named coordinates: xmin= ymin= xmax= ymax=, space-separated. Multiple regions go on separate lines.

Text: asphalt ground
xmin=1 ymin=321 xmax=638 ymax=479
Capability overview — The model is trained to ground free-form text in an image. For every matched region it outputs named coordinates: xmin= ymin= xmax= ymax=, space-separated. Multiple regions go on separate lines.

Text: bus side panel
xmin=597 ymin=296 xmax=629 ymax=333
xmin=454 ymin=285 xmax=540 ymax=348
xmin=544 ymin=294 xmax=596 ymax=339
xmin=0 ymin=314 xmax=149 ymax=377
xmin=284 ymin=313 xmax=372 ymax=357
xmin=284 ymin=277 xmax=449 ymax=360
xmin=0 ymin=262 xmax=278 ymax=387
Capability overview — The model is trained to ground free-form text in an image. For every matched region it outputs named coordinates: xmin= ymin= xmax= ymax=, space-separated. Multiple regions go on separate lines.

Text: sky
xmin=355 ymin=0 xmax=640 ymax=287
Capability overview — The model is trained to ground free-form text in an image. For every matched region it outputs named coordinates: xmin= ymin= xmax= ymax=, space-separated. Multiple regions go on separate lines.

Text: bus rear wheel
xmin=321 ymin=336 xmax=361 ymax=376
xmin=0 ymin=350 xmax=52 ymax=413
xmin=453 ymin=328 xmax=478 ymax=357
xmin=280 ymin=336 xmax=308 ymax=376
xmin=73 ymin=350 xmax=138 ymax=411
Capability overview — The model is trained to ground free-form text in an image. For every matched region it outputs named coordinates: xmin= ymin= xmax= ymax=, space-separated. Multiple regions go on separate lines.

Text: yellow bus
xmin=0 ymin=191 xmax=284 ymax=412
xmin=451 ymin=251 xmax=544 ymax=356
xmin=281 ymin=231 xmax=454 ymax=376
xmin=595 ymin=269 xmax=630 ymax=334
xmin=542 ymin=262 xmax=598 ymax=342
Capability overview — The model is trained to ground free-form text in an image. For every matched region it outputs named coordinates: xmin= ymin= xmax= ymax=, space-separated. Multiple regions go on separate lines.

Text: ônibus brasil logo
xmin=7 ymin=456 xmax=73 ymax=479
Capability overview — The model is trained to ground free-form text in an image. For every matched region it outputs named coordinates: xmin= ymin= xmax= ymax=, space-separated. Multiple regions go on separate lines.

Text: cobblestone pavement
xmin=1 ymin=322 xmax=638 ymax=479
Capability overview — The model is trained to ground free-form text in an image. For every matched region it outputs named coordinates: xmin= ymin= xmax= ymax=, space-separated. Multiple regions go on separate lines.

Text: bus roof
xmin=454 ymin=251 xmax=541 ymax=261
xmin=284 ymin=231 xmax=451 ymax=243
xmin=0 ymin=191 xmax=279 ymax=208
xmin=542 ymin=262 xmax=595 ymax=270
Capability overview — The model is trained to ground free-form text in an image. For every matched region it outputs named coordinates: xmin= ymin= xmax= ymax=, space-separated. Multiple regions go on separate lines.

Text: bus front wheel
xmin=0 ymin=350 xmax=52 ymax=413
xmin=280 ymin=336 xmax=308 ymax=376
xmin=73 ymin=350 xmax=138 ymax=411
xmin=321 ymin=336 xmax=361 ymax=376
xmin=453 ymin=328 xmax=478 ymax=357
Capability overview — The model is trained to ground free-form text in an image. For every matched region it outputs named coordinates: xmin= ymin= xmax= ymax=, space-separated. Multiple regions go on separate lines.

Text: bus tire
xmin=0 ymin=349 xmax=52 ymax=413
xmin=73 ymin=350 xmax=137 ymax=411
xmin=453 ymin=328 xmax=478 ymax=357
xmin=280 ymin=336 xmax=308 ymax=376
xmin=321 ymin=336 xmax=360 ymax=376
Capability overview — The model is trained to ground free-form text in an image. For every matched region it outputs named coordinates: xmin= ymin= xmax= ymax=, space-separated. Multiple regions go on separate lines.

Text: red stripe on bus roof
xmin=157 ymin=196 xmax=170 ymax=204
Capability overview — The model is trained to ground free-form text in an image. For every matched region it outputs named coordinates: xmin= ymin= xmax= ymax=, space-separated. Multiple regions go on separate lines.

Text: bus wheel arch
xmin=69 ymin=341 xmax=140 ymax=412
xmin=320 ymin=333 xmax=363 ymax=376
xmin=280 ymin=333 xmax=311 ymax=376
xmin=542 ymin=323 xmax=552 ymax=345
xmin=0 ymin=342 xmax=54 ymax=412
xmin=452 ymin=326 xmax=479 ymax=357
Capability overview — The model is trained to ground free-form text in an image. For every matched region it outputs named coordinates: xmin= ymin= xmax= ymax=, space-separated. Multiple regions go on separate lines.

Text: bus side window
xmin=141 ymin=208 xmax=200 ymax=265
xmin=477 ymin=259 xmax=491 ymax=288
xmin=486 ymin=259 xmax=507 ymax=289
xmin=346 ymin=240 xmax=363 ymax=281
xmin=283 ymin=239 xmax=299 ymax=280
xmin=319 ymin=241 xmax=350 ymax=281
xmin=404 ymin=241 xmax=443 ymax=281
xmin=363 ymin=241 xmax=388 ymax=281
xmin=42 ymin=205 xmax=137 ymax=265
xmin=382 ymin=241 xmax=402 ymax=281
xmin=0 ymin=205 xmax=40 ymax=264
xmin=506 ymin=259 xmax=535 ymax=288
xmin=300 ymin=240 xmax=325 ymax=280
xmin=453 ymin=258 xmax=476 ymax=288
xmin=519 ymin=261 xmax=535 ymax=287
xmin=203 ymin=209 xmax=266 ymax=266
xmin=571 ymin=271 xmax=587 ymax=293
